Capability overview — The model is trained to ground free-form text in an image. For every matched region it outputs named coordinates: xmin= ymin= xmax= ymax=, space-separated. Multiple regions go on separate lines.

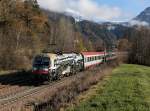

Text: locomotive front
xmin=32 ymin=54 xmax=51 ymax=75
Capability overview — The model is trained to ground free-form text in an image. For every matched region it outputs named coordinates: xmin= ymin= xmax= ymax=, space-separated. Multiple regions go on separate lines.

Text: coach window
xmin=96 ymin=56 xmax=98 ymax=60
xmin=88 ymin=57 xmax=89 ymax=62
xmin=95 ymin=56 xmax=97 ymax=60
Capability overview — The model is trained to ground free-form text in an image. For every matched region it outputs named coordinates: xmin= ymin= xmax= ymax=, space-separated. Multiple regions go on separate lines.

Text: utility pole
xmin=48 ymin=25 xmax=57 ymax=53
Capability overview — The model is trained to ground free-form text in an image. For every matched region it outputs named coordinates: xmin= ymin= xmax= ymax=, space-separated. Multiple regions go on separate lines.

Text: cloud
xmin=37 ymin=0 xmax=67 ymax=12
xmin=37 ymin=0 xmax=123 ymax=21
xmin=129 ymin=20 xmax=149 ymax=26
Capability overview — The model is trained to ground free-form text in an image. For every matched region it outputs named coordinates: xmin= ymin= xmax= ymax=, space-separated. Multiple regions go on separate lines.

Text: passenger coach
xmin=81 ymin=52 xmax=105 ymax=69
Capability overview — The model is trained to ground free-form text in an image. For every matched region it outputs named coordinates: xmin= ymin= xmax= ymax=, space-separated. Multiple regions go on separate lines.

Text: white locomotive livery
xmin=32 ymin=53 xmax=83 ymax=81
xmin=32 ymin=51 xmax=116 ymax=81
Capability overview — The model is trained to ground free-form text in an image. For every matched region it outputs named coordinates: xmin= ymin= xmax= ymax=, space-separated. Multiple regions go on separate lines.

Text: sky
xmin=37 ymin=0 xmax=150 ymax=22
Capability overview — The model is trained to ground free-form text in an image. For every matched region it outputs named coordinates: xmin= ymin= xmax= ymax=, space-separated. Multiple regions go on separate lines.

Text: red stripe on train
xmin=32 ymin=70 xmax=49 ymax=75
xmin=81 ymin=52 xmax=105 ymax=56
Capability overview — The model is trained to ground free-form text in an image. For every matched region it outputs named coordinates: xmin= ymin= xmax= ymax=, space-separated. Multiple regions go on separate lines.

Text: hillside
xmin=77 ymin=21 xmax=132 ymax=44
xmin=77 ymin=20 xmax=116 ymax=46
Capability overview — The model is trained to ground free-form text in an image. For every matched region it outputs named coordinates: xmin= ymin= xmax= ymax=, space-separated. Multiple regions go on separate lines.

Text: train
xmin=32 ymin=51 xmax=117 ymax=81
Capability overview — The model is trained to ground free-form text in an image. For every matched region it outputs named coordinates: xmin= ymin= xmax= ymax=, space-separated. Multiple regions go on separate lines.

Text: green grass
xmin=67 ymin=64 xmax=150 ymax=111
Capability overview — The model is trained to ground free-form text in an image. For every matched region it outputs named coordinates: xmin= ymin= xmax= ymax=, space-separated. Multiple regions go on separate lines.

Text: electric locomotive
xmin=32 ymin=53 xmax=84 ymax=81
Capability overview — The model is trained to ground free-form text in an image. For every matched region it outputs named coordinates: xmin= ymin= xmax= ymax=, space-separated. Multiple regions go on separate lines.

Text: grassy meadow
xmin=67 ymin=64 xmax=150 ymax=111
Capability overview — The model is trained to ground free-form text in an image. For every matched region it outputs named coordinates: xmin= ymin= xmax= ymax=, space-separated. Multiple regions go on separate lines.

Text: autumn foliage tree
xmin=0 ymin=0 xmax=49 ymax=70
xmin=117 ymin=39 xmax=131 ymax=51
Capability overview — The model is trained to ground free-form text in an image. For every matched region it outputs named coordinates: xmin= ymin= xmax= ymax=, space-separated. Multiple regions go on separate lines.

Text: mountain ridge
xmin=134 ymin=7 xmax=150 ymax=25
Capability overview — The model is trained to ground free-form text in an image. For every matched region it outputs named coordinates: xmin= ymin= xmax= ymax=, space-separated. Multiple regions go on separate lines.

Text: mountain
xmin=134 ymin=7 xmax=150 ymax=25
xmin=43 ymin=10 xmax=119 ymax=47
xmin=77 ymin=20 xmax=117 ymax=46
xmin=42 ymin=7 xmax=150 ymax=50
xmin=42 ymin=9 xmax=136 ymax=47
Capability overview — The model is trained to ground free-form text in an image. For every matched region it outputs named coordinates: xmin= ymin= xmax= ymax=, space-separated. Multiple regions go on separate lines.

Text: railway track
xmin=0 ymin=78 xmax=45 ymax=106
xmin=0 ymin=79 xmax=66 ymax=110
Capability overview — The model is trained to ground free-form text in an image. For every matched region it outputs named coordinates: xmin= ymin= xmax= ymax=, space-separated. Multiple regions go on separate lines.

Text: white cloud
xmin=129 ymin=20 xmax=149 ymax=26
xmin=37 ymin=0 xmax=123 ymax=21
xmin=37 ymin=0 xmax=67 ymax=12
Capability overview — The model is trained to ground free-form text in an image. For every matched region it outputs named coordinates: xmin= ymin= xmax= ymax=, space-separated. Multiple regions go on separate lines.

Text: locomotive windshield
xmin=33 ymin=56 xmax=50 ymax=68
